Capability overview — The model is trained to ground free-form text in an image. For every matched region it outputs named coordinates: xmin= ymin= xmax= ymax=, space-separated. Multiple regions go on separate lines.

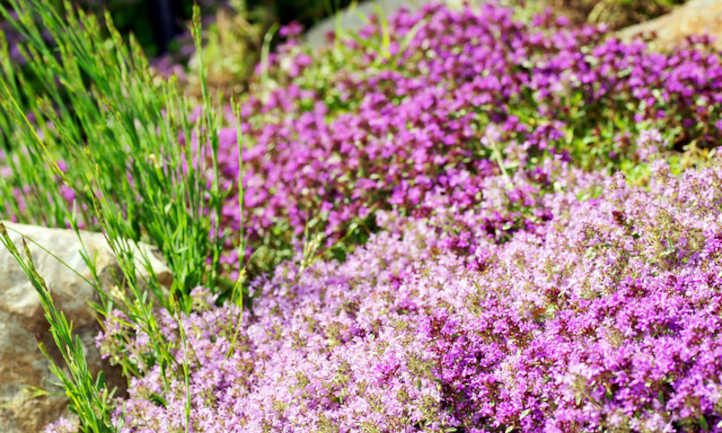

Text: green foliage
xmin=0 ymin=1 xmax=242 ymax=431
xmin=0 ymin=0 xmax=225 ymax=301
xmin=185 ymin=1 xmax=268 ymax=97
xmin=72 ymin=0 xmax=204 ymax=58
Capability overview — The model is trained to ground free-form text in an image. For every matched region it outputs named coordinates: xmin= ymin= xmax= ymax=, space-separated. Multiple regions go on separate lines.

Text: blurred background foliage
xmin=2 ymin=0 xmax=688 ymax=87
xmin=0 ymin=0 xmax=690 ymax=112
xmin=183 ymin=0 xmax=689 ymax=98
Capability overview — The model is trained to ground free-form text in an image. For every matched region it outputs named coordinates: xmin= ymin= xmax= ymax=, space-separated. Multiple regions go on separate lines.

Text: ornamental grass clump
xmin=1 ymin=0 xmax=236 ymax=431
xmin=0 ymin=0 xmax=229 ymax=300
xmin=97 ymin=155 xmax=722 ymax=433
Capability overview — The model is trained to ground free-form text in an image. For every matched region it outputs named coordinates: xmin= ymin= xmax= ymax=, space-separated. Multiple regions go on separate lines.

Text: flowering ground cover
xmin=96 ymin=155 xmax=722 ymax=433
xmin=1 ymin=1 xmax=721 ymax=432
xmin=209 ymin=2 xmax=722 ymax=274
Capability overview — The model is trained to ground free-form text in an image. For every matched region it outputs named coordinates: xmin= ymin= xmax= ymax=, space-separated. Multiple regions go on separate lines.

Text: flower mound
xmin=212 ymin=1 xmax=722 ymax=262
xmin=99 ymin=158 xmax=722 ymax=433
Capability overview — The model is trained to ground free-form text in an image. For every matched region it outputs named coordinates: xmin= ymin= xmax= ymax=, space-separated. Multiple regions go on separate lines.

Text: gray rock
xmin=617 ymin=0 xmax=722 ymax=50
xmin=0 ymin=222 xmax=170 ymax=433
xmin=304 ymin=0 xmax=481 ymax=49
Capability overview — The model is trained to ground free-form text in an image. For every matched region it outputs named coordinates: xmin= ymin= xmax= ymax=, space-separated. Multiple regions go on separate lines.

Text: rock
xmin=617 ymin=0 xmax=722 ymax=50
xmin=304 ymin=0 xmax=413 ymax=49
xmin=304 ymin=0 xmax=483 ymax=49
xmin=0 ymin=222 xmax=171 ymax=433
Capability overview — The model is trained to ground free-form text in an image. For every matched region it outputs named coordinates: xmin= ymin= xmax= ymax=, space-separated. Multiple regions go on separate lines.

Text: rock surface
xmin=304 ymin=0 xmax=482 ymax=49
xmin=618 ymin=0 xmax=722 ymax=50
xmin=0 ymin=222 xmax=170 ymax=433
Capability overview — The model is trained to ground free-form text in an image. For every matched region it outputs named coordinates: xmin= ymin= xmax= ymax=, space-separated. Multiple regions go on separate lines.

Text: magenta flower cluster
xmin=95 ymin=156 xmax=722 ymax=433
xmin=210 ymin=2 xmax=722 ymax=261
